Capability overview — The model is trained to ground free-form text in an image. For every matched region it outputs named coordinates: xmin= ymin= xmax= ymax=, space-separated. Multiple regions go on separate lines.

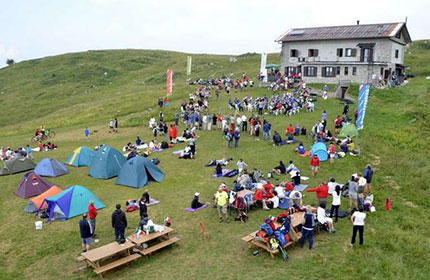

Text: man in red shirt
xmin=329 ymin=143 xmax=336 ymax=164
xmin=307 ymin=181 xmax=329 ymax=206
xmin=88 ymin=200 xmax=97 ymax=238
xmin=286 ymin=124 xmax=294 ymax=139
xmin=310 ymin=154 xmax=320 ymax=177
xmin=334 ymin=115 xmax=341 ymax=133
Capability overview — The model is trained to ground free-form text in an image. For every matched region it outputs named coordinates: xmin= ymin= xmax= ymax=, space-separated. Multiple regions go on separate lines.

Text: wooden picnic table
xmin=78 ymin=227 xmax=179 ymax=277
xmin=241 ymin=212 xmax=305 ymax=258
xmin=127 ymin=227 xmax=180 ymax=256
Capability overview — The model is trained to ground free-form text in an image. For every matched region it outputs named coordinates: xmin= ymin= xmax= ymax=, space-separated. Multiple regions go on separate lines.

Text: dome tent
xmin=24 ymin=185 xmax=62 ymax=213
xmin=115 ymin=156 xmax=164 ymax=188
xmin=88 ymin=145 xmax=126 ymax=179
xmin=0 ymin=157 xmax=36 ymax=176
xmin=310 ymin=142 xmax=328 ymax=161
xmin=34 ymin=158 xmax=68 ymax=177
xmin=15 ymin=172 xmax=53 ymax=198
xmin=39 ymin=185 xmax=105 ymax=221
xmin=65 ymin=146 xmax=95 ymax=167
xmin=338 ymin=123 xmax=359 ymax=138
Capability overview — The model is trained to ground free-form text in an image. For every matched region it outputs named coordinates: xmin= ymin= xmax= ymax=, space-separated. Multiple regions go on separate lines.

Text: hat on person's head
xmin=195 ymin=192 xmax=200 ymax=196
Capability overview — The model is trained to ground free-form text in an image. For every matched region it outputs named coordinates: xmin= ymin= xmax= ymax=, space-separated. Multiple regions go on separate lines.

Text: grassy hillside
xmin=404 ymin=40 xmax=430 ymax=76
xmin=0 ymin=42 xmax=429 ymax=280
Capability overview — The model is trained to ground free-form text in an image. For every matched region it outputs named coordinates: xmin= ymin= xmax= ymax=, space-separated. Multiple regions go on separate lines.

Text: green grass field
xmin=0 ymin=42 xmax=429 ymax=280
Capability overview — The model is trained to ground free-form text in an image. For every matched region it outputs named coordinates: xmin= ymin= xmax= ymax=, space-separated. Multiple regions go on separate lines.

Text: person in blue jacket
xmin=79 ymin=213 xmax=92 ymax=252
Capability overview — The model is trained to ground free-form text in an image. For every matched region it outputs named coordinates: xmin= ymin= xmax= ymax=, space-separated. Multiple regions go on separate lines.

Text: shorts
xmin=330 ymin=154 xmax=335 ymax=158
xmin=349 ymin=193 xmax=358 ymax=200
xmin=82 ymin=237 xmax=91 ymax=246
xmin=317 ymin=197 xmax=327 ymax=205
xmin=366 ymin=178 xmax=372 ymax=184
xmin=311 ymin=166 xmax=319 ymax=171
xmin=217 ymin=204 xmax=227 ymax=214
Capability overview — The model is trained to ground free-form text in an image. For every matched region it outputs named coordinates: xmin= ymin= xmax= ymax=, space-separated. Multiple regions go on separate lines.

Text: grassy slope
xmin=0 ymin=43 xmax=429 ymax=280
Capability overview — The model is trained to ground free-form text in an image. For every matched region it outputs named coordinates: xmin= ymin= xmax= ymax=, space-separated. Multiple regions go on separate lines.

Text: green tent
xmin=0 ymin=157 xmax=36 ymax=176
xmin=265 ymin=63 xmax=280 ymax=69
xmin=338 ymin=123 xmax=359 ymax=138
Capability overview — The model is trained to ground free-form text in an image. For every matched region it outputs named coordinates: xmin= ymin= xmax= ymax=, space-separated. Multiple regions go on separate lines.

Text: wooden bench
xmin=140 ymin=237 xmax=180 ymax=256
xmin=93 ymin=253 xmax=141 ymax=276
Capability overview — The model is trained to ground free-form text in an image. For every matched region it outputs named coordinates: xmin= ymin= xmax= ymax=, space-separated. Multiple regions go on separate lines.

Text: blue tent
xmin=115 ymin=156 xmax=164 ymax=188
xmin=34 ymin=158 xmax=68 ymax=177
xmin=65 ymin=146 xmax=95 ymax=167
xmin=88 ymin=145 xmax=126 ymax=179
xmin=310 ymin=142 xmax=328 ymax=161
xmin=39 ymin=185 xmax=105 ymax=221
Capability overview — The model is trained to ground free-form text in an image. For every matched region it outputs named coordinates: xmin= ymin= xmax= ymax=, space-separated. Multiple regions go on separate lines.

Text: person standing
xmin=310 ymin=154 xmax=320 ymax=177
xmin=189 ymin=138 xmax=196 ymax=159
xmin=215 ymin=187 xmax=229 ymax=222
xmin=114 ymin=117 xmax=118 ymax=133
xmin=85 ymin=127 xmax=90 ymax=140
xmin=328 ymin=142 xmax=336 ymax=164
xmin=263 ymin=121 xmax=270 ymax=141
xmin=79 ymin=213 xmax=92 ymax=252
xmin=175 ymin=111 xmax=180 ymax=126
xmin=236 ymin=159 xmax=247 ymax=174
xmin=241 ymin=114 xmax=247 ymax=132
xmin=348 ymin=176 xmax=359 ymax=209
xmin=307 ymin=181 xmax=329 ymax=206
xmin=226 ymin=131 xmax=233 ymax=148
xmin=233 ymin=128 xmax=240 ymax=148
xmin=350 ymin=207 xmax=366 ymax=246
xmin=364 ymin=164 xmax=374 ymax=194
xmin=109 ymin=119 xmax=114 ymax=133
xmin=111 ymin=204 xmax=127 ymax=244
xmin=330 ymin=185 xmax=341 ymax=222
xmin=138 ymin=195 xmax=148 ymax=218
xmin=88 ymin=200 xmax=97 ymax=238
xmin=301 ymin=208 xmax=316 ymax=250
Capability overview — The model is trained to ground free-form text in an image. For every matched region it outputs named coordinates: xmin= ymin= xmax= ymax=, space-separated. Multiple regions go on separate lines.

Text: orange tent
xmin=24 ymin=185 xmax=62 ymax=213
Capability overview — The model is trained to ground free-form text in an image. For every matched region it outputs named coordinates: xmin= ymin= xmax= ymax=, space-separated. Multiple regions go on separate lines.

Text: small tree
xmin=6 ymin=58 xmax=14 ymax=66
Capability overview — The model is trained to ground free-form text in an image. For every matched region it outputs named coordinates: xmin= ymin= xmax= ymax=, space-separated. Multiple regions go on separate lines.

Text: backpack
xmin=275 ymin=230 xmax=286 ymax=247
xmin=151 ymin=158 xmax=160 ymax=165
xmin=260 ymin=223 xmax=274 ymax=236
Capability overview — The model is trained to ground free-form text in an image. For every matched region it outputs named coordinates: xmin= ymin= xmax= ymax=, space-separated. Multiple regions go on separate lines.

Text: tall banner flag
xmin=356 ymin=84 xmax=370 ymax=130
xmin=186 ymin=56 xmax=192 ymax=75
xmin=260 ymin=53 xmax=268 ymax=82
xmin=166 ymin=69 xmax=173 ymax=96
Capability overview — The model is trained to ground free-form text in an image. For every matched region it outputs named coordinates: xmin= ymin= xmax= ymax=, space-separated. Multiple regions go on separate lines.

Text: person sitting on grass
xmin=191 ymin=192 xmax=205 ymax=209
xmin=289 ymin=190 xmax=303 ymax=207
xmin=179 ymin=145 xmax=192 ymax=159
xmin=272 ymin=161 xmax=286 ymax=175
xmin=317 ymin=202 xmax=335 ymax=233
xmin=296 ymin=142 xmax=305 ymax=155
xmin=272 ymin=131 xmax=282 ymax=146
xmin=215 ymin=163 xmax=223 ymax=177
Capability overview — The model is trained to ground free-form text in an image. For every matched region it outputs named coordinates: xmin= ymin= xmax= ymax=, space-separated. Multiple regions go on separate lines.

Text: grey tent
xmin=0 ymin=157 xmax=36 ymax=176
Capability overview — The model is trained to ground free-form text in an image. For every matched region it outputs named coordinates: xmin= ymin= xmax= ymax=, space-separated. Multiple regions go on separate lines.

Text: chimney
xmin=357 ymin=20 xmax=360 ymax=25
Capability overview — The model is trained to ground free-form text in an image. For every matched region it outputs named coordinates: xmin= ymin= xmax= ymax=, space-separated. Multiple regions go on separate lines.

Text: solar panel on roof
xmin=290 ymin=30 xmax=305 ymax=35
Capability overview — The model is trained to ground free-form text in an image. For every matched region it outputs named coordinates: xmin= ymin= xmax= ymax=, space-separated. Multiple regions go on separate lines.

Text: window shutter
xmin=337 ymin=49 xmax=340 ymax=56
xmin=360 ymin=49 xmax=364 ymax=62
xmin=352 ymin=48 xmax=357 ymax=57
xmin=308 ymin=50 xmax=312 ymax=57
xmin=369 ymin=49 xmax=374 ymax=62
xmin=304 ymin=67 xmax=308 ymax=76
xmin=322 ymin=67 xmax=326 ymax=77
xmin=315 ymin=49 xmax=319 ymax=57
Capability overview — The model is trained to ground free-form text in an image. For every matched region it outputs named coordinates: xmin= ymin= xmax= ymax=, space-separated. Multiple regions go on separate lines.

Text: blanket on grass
xmin=185 ymin=204 xmax=208 ymax=212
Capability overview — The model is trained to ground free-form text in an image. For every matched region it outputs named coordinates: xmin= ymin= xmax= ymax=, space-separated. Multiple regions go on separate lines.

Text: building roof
xmin=276 ymin=22 xmax=411 ymax=43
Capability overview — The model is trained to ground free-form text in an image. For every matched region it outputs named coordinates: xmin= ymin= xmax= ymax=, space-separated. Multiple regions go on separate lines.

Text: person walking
xmin=329 ymin=142 xmax=336 ymax=164
xmin=111 ymin=204 xmax=127 ymax=244
xmin=215 ymin=187 xmax=229 ymax=222
xmin=301 ymin=208 xmax=316 ymax=250
xmin=79 ymin=213 xmax=92 ymax=252
xmin=310 ymin=154 xmax=320 ymax=177
xmin=350 ymin=207 xmax=366 ymax=246
xmin=330 ymin=185 xmax=341 ymax=222
xmin=26 ymin=144 xmax=34 ymax=160
xmin=85 ymin=127 xmax=90 ymax=140
xmin=88 ymin=200 xmax=98 ymax=238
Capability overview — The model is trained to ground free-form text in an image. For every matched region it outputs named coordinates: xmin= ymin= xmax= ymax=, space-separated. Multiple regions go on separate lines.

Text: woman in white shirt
xmin=317 ymin=202 xmax=335 ymax=233
xmin=330 ymin=185 xmax=342 ymax=222
xmin=350 ymin=207 xmax=366 ymax=245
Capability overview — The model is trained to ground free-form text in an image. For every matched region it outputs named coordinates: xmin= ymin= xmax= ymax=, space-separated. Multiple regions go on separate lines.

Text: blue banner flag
xmin=356 ymin=84 xmax=370 ymax=130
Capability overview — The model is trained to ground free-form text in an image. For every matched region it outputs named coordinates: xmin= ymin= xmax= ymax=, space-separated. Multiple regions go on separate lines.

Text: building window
xmin=345 ymin=48 xmax=357 ymax=57
xmin=395 ymin=50 xmax=399 ymax=58
xmin=286 ymin=67 xmax=296 ymax=75
xmin=322 ymin=67 xmax=336 ymax=77
xmin=352 ymin=67 xmax=357 ymax=76
xmin=336 ymin=67 xmax=341 ymax=75
xmin=360 ymin=48 xmax=374 ymax=62
xmin=303 ymin=66 xmax=317 ymax=77
xmin=308 ymin=49 xmax=319 ymax=57
xmin=337 ymin=48 xmax=343 ymax=57
xmin=344 ymin=67 xmax=349 ymax=75
xmin=290 ymin=49 xmax=299 ymax=57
